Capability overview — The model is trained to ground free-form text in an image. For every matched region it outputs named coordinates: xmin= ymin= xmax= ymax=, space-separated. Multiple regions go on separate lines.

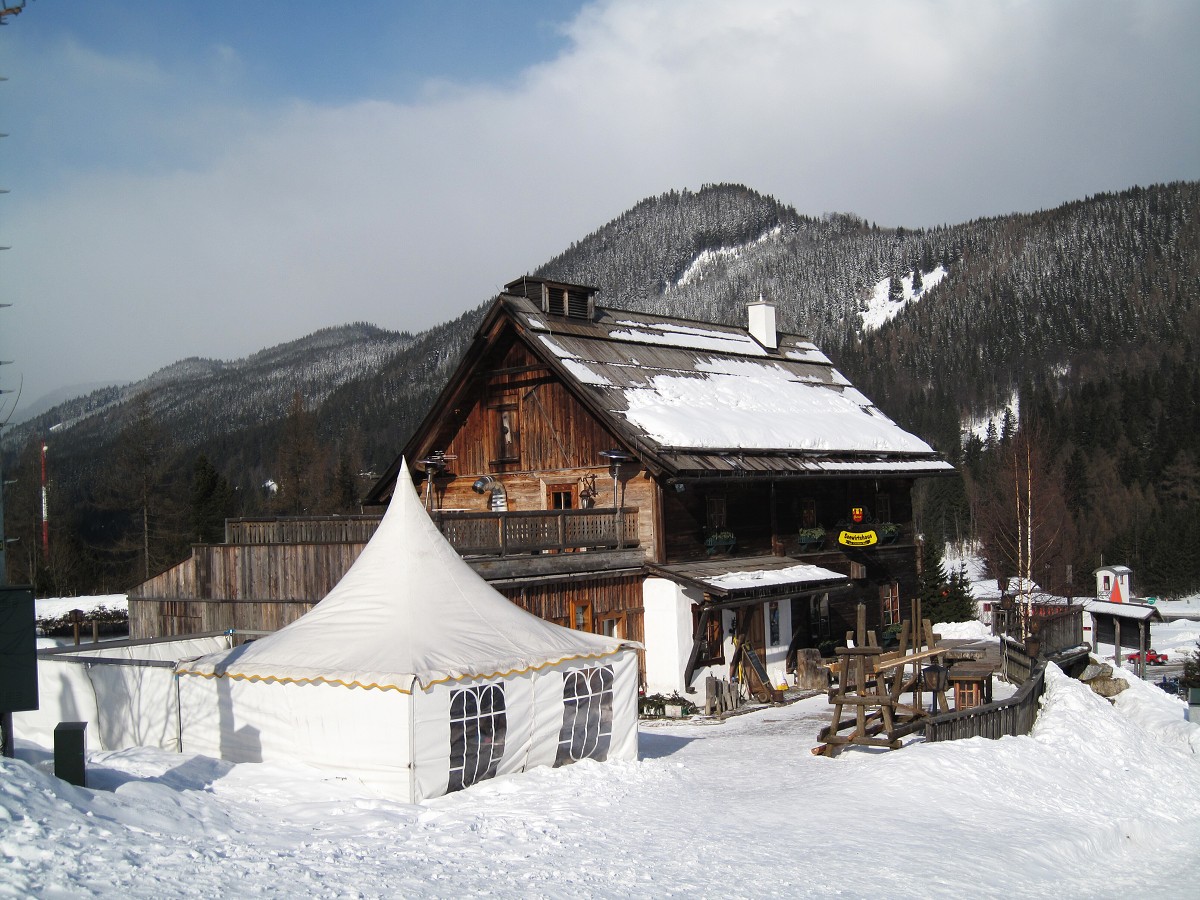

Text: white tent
xmin=176 ymin=459 xmax=641 ymax=801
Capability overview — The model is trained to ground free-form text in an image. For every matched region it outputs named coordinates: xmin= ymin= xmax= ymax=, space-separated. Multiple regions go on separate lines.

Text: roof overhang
xmin=647 ymin=556 xmax=853 ymax=605
xmin=1083 ymin=599 xmax=1164 ymax=622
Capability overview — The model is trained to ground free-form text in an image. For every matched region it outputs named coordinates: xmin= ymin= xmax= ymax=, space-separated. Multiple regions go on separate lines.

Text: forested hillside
xmin=3 ymin=182 xmax=1198 ymax=598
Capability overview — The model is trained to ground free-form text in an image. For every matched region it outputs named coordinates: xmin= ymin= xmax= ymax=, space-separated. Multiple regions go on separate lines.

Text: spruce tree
xmin=1183 ymin=638 xmax=1200 ymax=689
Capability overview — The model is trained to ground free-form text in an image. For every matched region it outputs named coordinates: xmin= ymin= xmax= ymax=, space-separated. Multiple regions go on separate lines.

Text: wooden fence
xmin=923 ymin=663 xmax=1047 ymax=743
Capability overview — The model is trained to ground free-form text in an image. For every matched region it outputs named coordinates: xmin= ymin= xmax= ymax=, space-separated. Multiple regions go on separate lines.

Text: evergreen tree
xmin=888 ymin=274 xmax=903 ymax=303
xmin=189 ymin=455 xmax=234 ymax=544
xmin=912 ymin=266 xmax=923 ymax=293
xmin=1183 ymin=637 xmax=1200 ymax=689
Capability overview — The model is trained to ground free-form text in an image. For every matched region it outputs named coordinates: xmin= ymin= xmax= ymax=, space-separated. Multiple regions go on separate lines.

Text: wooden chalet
xmin=364 ymin=277 xmax=955 ymax=696
xmin=130 ymin=276 xmax=953 ymax=699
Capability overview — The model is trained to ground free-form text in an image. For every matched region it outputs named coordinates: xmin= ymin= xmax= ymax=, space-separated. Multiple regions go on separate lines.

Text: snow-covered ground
xmin=34 ymin=595 xmax=129 ymax=650
xmin=859 ymin=266 xmax=947 ymax=333
xmin=3 ymin=664 xmax=1198 ymax=898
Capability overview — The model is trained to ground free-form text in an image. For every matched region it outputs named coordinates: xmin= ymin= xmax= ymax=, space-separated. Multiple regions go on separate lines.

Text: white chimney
xmin=747 ymin=299 xmax=777 ymax=349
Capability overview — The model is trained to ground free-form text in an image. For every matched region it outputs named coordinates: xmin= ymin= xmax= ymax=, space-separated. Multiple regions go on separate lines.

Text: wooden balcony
xmin=431 ymin=507 xmax=639 ymax=557
xmin=225 ymin=516 xmax=382 ymax=545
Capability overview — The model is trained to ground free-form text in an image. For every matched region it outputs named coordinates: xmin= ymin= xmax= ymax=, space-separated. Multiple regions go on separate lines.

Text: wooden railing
xmin=924 ymin=663 xmax=1047 ymax=743
xmin=225 ymin=516 xmax=382 ymax=545
xmin=224 ymin=508 xmax=639 ymax=558
xmin=431 ymin=507 xmax=639 ymax=557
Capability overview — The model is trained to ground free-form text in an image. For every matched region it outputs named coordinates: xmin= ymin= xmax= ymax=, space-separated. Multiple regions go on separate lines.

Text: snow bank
xmin=3 ymin=658 xmax=1198 ymax=898
xmin=35 ymin=594 xmax=128 ymax=619
xmin=934 ymin=620 xmax=994 ymax=641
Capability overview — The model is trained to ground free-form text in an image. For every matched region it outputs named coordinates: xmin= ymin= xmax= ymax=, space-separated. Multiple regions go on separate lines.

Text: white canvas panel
xmin=15 ymin=659 xmax=103 ymax=749
xmin=79 ymin=663 xmax=182 ymax=751
xmin=177 ymin=677 xmax=413 ymax=800
xmin=410 ymin=684 xmax=451 ymax=802
xmin=524 ymin=668 xmax=566 ymax=772
xmin=606 ymin=650 xmax=640 ymax=762
xmin=15 ymin=656 xmax=196 ymax=752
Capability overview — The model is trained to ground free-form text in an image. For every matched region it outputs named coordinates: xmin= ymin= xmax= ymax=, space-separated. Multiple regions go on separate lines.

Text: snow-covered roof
xmin=699 ymin=562 xmax=847 ymax=592
xmin=1083 ymin=600 xmax=1163 ymax=622
xmin=649 ymin=556 xmax=851 ymax=599
xmin=508 ymin=296 xmax=952 ymax=478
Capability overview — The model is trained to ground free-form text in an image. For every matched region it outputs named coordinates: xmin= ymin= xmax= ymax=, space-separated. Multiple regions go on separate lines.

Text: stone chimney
xmin=747 ymin=299 xmax=777 ymax=349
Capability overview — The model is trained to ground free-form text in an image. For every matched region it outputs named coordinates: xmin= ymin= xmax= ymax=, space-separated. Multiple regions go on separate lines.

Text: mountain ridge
xmin=3 ymin=180 xmax=1198 ymax=596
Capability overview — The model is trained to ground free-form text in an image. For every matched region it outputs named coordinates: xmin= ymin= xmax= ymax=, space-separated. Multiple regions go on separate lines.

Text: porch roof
xmin=648 ymin=556 xmax=852 ymax=601
xmin=1083 ymin=600 xmax=1164 ymax=622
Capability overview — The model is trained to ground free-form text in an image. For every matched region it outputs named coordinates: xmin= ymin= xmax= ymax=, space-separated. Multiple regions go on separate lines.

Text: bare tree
xmin=971 ymin=423 xmax=1075 ymax=631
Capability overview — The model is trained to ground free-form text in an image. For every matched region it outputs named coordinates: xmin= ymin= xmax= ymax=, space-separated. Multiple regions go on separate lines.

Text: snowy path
xmin=2 ymin=667 xmax=1199 ymax=898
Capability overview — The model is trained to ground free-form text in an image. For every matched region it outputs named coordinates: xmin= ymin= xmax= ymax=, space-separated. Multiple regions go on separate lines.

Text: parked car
xmin=1156 ymin=676 xmax=1181 ymax=696
xmin=1126 ymin=649 xmax=1169 ymax=665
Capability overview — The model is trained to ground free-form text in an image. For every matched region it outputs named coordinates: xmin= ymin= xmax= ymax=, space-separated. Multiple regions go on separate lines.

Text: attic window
xmin=555 ymin=665 xmax=614 ymax=766
xmin=544 ymin=285 xmax=593 ymax=319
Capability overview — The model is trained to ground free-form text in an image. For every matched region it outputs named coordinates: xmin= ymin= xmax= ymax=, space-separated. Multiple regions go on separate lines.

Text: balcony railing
xmin=225 ymin=516 xmax=382 ymax=545
xmin=431 ymin=507 xmax=639 ymax=557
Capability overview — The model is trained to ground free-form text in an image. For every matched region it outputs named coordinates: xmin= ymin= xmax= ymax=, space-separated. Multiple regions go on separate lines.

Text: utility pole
xmin=1 ymin=2 xmax=35 ymax=759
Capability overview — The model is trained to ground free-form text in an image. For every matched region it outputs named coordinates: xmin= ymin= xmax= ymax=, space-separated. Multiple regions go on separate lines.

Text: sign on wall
xmin=837 ymin=506 xmax=878 ymax=547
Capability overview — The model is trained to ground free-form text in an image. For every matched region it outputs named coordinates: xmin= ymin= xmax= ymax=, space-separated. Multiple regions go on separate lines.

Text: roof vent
xmin=748 ymin=300 xmax=777 ymax=349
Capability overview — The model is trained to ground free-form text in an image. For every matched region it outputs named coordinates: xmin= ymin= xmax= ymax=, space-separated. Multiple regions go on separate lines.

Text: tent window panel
xmin=555 ymin=665 xmax=614 ymax=767
xmin=448 ymin=683 xmax=507 ymax=792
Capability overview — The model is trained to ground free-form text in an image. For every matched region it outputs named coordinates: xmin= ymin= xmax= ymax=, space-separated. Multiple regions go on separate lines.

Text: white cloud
xmin=2 ymin=0 xmax=1198 ymax=406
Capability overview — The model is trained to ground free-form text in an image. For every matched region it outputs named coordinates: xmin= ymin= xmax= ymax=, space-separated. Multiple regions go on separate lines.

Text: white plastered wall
xmin=643 ymin=577 xmax=701 ymax=695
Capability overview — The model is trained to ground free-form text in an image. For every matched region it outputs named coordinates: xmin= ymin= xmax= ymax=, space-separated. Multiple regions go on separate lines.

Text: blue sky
xmin=1 ymin=0 xmax=1198 ymax=413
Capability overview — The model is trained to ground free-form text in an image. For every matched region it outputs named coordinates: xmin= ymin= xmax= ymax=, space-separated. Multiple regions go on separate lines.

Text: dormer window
xmin=505 ymin=277 xmax=596 ymax=320
xmin=544 ymin=284 xmax=593 ymax=319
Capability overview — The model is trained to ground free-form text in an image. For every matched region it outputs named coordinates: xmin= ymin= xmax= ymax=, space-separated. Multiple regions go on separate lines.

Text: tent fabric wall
xmin=177 ymin=676 xmax=414 ymax=798
xmin=15 ymin=636 xmax=231 ymax=752
xmin=410 ymin=649 xmax=639 ymax=802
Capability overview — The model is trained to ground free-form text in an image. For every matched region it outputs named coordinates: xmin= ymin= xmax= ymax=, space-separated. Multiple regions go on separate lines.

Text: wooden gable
xmin=405 ymin=320 xmax=626 ymax=481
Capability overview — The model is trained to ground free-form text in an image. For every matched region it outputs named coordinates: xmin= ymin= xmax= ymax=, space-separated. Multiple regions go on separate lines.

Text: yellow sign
xmin=839 ymin=530 xmax=878 ymax=547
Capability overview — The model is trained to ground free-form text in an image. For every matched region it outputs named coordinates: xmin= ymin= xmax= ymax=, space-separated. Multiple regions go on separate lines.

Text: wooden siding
xmin=423 ymin=340 xmax=623 ymax=477
xmin=129 ymin=541 xmax=367 ymax=639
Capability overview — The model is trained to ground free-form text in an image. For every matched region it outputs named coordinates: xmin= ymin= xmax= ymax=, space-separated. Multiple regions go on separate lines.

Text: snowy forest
xmin=2 ymin=181 xmax=1197 ymax=599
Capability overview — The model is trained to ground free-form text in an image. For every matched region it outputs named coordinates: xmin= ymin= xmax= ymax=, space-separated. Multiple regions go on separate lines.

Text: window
xmin=570 ymin=599 xmax=593 ymax=632
xmin=490 ymin=403 xmax=519 ymax=463
xmin=448 ymin=684 xmax=507 ymax=793
xmin=881 ymin=582 xmax=901 ymax=626
xmin=706 ymin=497 xmax=727 ymax=531
xmin=599 ymin=614 xmax=625 ymax=638
xmin=556 ymin=666 xmax=614 ymax=766
xmin=875 ymin=493 xmax=891 ymax=523
xmin=769 ymin=601 xmax=781 ymax=646
xmin=547 ymin=482 xmax=575 ymax=510
xmin=693 ymin=605 xmax=724 ymax=665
